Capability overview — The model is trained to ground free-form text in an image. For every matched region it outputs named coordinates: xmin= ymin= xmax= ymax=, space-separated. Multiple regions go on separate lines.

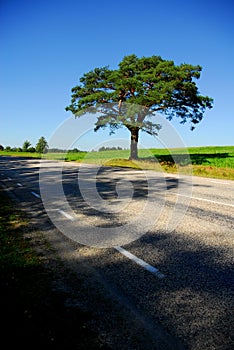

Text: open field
xmin=1 ymin=146 xmax=234 ymax=179
xmin=0 ymin=151 xmax=42 ymax=158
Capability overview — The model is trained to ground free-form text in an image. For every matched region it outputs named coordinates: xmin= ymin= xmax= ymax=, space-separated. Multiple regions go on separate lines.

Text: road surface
xmin=0 ymin=156 xmax=233 ymax=350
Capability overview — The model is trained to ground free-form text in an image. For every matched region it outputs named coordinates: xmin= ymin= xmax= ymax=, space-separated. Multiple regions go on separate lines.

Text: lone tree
xmin=22 ymin=140 xmax=31 ymax=152
xmin=66 ymin=54 xmax=213 ymax=159
xmin=35 ymin=136 xmax=48 ymax=153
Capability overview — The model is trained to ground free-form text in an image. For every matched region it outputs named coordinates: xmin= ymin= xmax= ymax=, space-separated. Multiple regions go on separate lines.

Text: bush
xmin=28 ymin=147 xmax=36 ymax=153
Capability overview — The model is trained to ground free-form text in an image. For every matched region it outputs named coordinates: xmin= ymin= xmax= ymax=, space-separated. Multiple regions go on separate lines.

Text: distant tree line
xmin=98 ymin=146 xmax=124 ymax=151
xmin=0 ymin=142 xmax=125 ymax=153
xmin=0 ymin=139 xmax=88 ymax=154
xmin=48 ymin=148 xmax=85 ymax=153
xmin=0 ymin=137 xmax=48 ymax=154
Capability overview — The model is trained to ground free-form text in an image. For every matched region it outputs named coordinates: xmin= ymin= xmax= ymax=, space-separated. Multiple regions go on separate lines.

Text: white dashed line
xmin=31 ymin=191 xmax=41 ymax=199
xmin=57 ymin=209 xmax=75 ymax=221
xmin=114 ymin=246 xmax=165 ymax=278
xmin=171 ymin=192 xmax=234 ymax=208
xmin=17 ymin=183 xmax=23 ymax=187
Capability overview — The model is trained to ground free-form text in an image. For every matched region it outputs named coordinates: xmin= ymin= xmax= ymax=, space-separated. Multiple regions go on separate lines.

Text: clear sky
xmin=1 ymin=0 xmax=233 ymax=150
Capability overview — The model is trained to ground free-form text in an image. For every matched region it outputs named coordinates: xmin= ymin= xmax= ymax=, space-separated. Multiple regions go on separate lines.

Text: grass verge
xmin=0 ymin=188 xmax=109 ymax=349
xmin=1 ymin=145 xmax=234 ymax=180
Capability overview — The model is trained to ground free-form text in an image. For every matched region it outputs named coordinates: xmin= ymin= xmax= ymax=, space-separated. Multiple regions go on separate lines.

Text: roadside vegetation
xmin=1 ymin=145 xmax=233 ymax=180
xmin=0 ymin=189 xmax=109 ymax=349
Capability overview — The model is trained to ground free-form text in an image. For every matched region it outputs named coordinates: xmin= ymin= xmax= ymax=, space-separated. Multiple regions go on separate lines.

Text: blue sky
xmin=1 ymin=0 xmax=233 ymax=150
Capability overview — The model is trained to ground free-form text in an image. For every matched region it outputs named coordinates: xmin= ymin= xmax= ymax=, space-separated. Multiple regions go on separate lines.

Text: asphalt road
xmin=0 ymin=156 xmax=233 ymax=350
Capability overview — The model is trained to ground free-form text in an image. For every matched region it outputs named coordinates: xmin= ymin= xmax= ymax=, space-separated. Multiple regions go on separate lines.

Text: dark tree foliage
xmin=66 ymin=55 xmax=213 ymax=159
xmin=35 ymin=136 xmax=48 ymax=154
xmin=22 ymin=140 xmax=31 ymax=152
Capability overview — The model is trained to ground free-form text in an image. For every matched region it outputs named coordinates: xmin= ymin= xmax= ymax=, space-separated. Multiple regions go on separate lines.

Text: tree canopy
xmin=35 ymin=136 xmax=48 ymax=154
xmin=22 ymin=140 xmax=31 ymax=152
xmin=66 ymin=54 xmax=213 ymax=159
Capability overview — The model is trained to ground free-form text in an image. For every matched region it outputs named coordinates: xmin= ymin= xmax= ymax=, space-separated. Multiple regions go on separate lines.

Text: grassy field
xmin=0 ymin=151 xmax=42 ymax=158
xmin=1 ymin=146 xmax=234 ymax=179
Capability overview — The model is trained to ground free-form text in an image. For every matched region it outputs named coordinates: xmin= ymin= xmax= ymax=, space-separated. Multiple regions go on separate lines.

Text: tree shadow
xmin=80 ymin=230 xmax=234 ymax=350
xmin=1 ymin=157 xmax=233 ymax=349
xmin=140 ymin=153 xmax=231 ymax=166
xmin=61 ymin=167 xmax=188 ymax=223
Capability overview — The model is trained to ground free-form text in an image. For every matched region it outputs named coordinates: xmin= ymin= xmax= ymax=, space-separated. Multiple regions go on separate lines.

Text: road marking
xmin=7 ymin=177 xmax=12 ymax=180
xmin=57 ymin=209 xmax=75 ymax=221
xmin=171 ymin=192 xmax=234 ymax=208
xmin=31 ymin=191 xmax=41 ymax=199
xmin=114 ymin=246 xmax=165 ymax=278
xmin=17 ymin=183 xmax=23 ymax=187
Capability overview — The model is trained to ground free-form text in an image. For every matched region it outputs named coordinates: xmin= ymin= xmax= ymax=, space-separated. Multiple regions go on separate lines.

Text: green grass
xmin=0 ymin=151 xmax=42 ymax=158
xmin=1 ymin=146 xmax=234 ymax=179
xmin=45 ymin=146 xmax=234 ymax=179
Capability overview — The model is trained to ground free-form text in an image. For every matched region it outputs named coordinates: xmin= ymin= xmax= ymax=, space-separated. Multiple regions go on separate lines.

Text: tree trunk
xmin=129 ymin=127 xmax=139 ymax=160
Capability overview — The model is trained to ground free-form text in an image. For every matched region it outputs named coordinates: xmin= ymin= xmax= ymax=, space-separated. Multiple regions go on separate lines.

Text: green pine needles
xmin=66 ymin=54 xmax=213 ymax=159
